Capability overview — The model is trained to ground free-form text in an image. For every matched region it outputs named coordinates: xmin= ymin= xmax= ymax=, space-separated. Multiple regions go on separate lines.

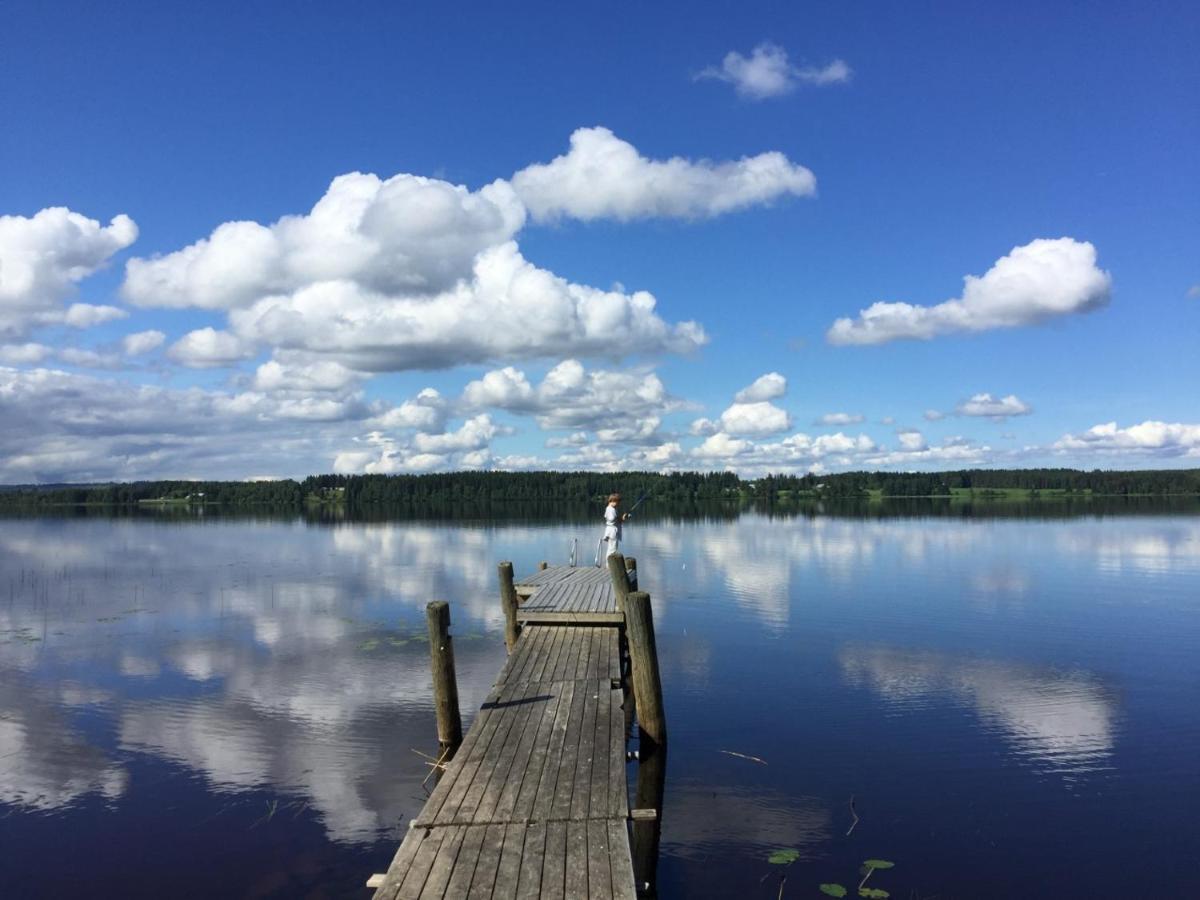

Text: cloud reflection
xmin=0 ymin=517 xmax=545 ymax=841
xmin=839 ymin=644 xmax=1118 ymax=775
xmin=0 ymin=510 xmax=1191 ymax=843
xmin=1055 ymin=522 xmax=1200 ymax=576
xmin=0 ymin=675 xmax=127 ymax=811
xmin=647 ymin=512 xmax=1200 ymax=632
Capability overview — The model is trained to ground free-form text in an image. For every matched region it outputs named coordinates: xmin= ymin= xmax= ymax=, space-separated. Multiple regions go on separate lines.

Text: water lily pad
xmin=862 ymin=860 xmax=895 ymax=871
xmin=767 ymin=848 xmax=800 ymax=865
xmin=819 ymin=885 xmax=848 ymax=897
xmin=858 ymin=889 xmax=889 ymax=899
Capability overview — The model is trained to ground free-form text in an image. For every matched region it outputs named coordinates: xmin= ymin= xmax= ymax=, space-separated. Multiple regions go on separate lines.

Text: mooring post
xmin=625 ymin=590 xmax=667 ymax=749
xmin=425 ymin=601 xmax=463 ymax=757
xmin=624 ymin=555 xmax=638 ymax=590
xmin=498 ymin=561 xmax=521 ymax=652
xmin=606 ymin=552 xmax=632 ymax=612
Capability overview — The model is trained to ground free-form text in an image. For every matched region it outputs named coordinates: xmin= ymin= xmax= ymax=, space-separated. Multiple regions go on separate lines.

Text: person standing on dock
xmin=603 ymin=492 xmax=628 ymax=558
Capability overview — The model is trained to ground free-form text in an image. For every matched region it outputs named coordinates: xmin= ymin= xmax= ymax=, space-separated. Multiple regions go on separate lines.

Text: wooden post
xmin=625 ymin=590 xmax=666 ymax=749
xmin=606 ymin=552 xmax=632 ymax=612
xmin=538 ymin=561 xmax=548 ymax=570
xmin=498 ymin=561 xmax=521 ymax=652
xmin=624 ymin=555 xmax=638 ymax=590
xmin=425 ymin=601 xmax=463 ymax=756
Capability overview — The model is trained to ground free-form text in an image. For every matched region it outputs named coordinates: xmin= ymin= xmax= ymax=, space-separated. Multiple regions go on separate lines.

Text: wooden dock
xmin=369 ymin=560 xmax=663 ymax=900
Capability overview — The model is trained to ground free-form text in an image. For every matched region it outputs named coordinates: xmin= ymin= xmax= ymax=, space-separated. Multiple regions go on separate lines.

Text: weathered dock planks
xmin=370 ymin=562 xmax=650 ymax=900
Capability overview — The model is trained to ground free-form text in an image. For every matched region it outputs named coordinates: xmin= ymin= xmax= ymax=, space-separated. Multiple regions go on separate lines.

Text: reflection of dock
xmin=369 ymin=558 xmax=666 ymax=899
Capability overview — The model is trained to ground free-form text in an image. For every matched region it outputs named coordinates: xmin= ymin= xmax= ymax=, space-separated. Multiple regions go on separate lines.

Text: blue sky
xmin=1 ymin=1 xmax=1197 ymax=481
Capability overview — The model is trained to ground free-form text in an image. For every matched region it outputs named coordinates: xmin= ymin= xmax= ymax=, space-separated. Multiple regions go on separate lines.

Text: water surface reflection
xmin=0 ymin=519 xmax=549 ymax=846
xmin=839 ymin=644 xmax=1117 ymax=775
xmin=1 ymin=505 xmax=1198 ymax=898
xmin=0 ymin=672 xmax=126 ymax=810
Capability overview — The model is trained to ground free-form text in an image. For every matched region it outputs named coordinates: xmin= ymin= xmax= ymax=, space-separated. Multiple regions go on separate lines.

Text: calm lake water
xmin=1 ymin=502 xmax=1198 ymax=898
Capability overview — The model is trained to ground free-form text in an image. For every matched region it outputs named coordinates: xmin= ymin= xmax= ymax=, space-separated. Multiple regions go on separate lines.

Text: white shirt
xmin=604 ymin=504 xmax=621 ymax=539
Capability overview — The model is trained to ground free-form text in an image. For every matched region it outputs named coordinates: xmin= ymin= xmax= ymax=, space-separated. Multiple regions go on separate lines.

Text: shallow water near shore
xmin=1 ymin=501 xmax=1198 ymax=898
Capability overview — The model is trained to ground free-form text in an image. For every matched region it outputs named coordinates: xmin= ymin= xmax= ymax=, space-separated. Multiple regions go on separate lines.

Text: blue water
xmin=1 ymin=505 xmax=1197 ymax=898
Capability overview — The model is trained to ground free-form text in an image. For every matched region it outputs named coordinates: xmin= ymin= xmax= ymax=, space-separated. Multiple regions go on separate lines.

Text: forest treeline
xmin=1 ymin=467 xmax=1198 ymax=509
xmin=758 ymin=467 xmax=1200 ymax=496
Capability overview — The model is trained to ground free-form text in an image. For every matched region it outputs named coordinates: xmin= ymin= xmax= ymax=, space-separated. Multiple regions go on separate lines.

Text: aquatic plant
xmin=816 ymin=858 xmax=896 ymax=899
xmin=857 ymin=858 xmax=895 ymax=897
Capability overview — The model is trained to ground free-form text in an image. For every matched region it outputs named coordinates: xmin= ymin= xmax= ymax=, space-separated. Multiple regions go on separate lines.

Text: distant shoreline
xmin=1 ymin=467 xmax=1197 ymax=514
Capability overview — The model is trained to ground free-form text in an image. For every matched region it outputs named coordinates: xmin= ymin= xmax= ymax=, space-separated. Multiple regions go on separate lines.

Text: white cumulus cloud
xmin=956 ymin=393 xmax=1032 ymax=420
xmin=123 ymin=174 xmax=525 ymax=309
xmin=718 ymin=401 xmax=792 ymax=436
xmin=511 ymin=127 xmax=815 ymax=222
xmin=696 ymin=43 xmax=851 ymax=99
xmin=1054 ymin=421 xmax=1200 ymax=458
xmin=734 ymin=372 xmax=787 ymax=403
xmin=121 ymin=329 xmax=166 ymax=356
xmin=897 ymin=429 xmax=928 ymax=451
xmin=62 ymin=303 xmax=128 ymax=329
xmin=333 ymin=413 xmax=507 ymax=474
xmin=57 ymin=347 xmax=123 ymax=370
xmin=0 ymin=342 xmax=52 ymax=365
xmin=167 ymin=328 xmax=257 ymax=368
xmin=412 ymin=414 xmax=503 ymax=454
xmin=462 ymin=359 xmax=683 ymax=437
xmin=0 ymin=207 xmax=137 ymax=338
xmin=370 ymin=388 xmax=448 ymax=432
xmin=694 ymin=432 xmax=752 ymax=459
xmin=0 ymin=366 xmax=373 ymax=482
xmin=233 ymin=247 xmax=704 ymax=370
xmin=816 ymin=412 xmax=864 ymax=426
xmin=461 ymin=366 xmax=535 ymax=409
xmin=827 ymin=238 xmax=1111 ymax=345
xmin=122 ymin=166 xmax=706 ymax=371
xmin=252 ymin=357 xmax=362 ymax=393
xmin=691 ymin=428 xmax=879 ymax=473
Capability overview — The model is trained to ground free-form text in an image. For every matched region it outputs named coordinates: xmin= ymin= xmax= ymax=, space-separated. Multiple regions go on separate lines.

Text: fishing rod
xmin=625 ymin=492 xmax=650 ymax=516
